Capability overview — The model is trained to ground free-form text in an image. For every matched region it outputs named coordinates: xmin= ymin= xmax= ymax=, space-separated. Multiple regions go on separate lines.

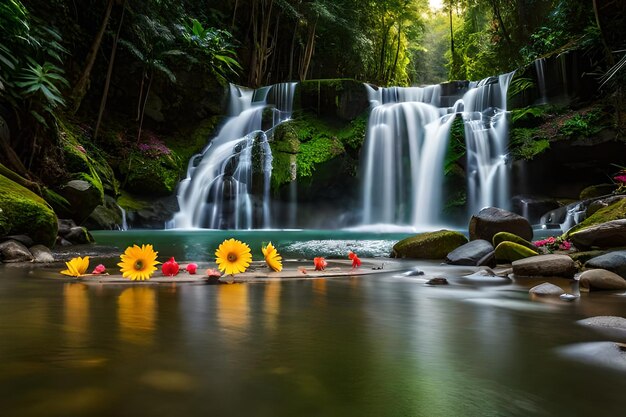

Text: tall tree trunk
xmin=71 ymin=0 xmax=115 ymax=114
xmin=449 ymin=7 xmax=454 ymax=55
xmin=95 ymin=1 xmax=126 ymax=141
xmin=390 ymin=23 xmax=403 ymax=84
xmin=298 ymin=17 xmax=317 ymax=81
xmin=287 ymin=19 xmax=298 ymax=81
xmin=232 ymin=0 xmax=239 ymax=29
xmin=136 ymin=71 xmax=153 ymax=143
xmin=136 ymin=69 xmax=147 ymax=121
xmin=489 ymin=0 xmax=512 ymax=48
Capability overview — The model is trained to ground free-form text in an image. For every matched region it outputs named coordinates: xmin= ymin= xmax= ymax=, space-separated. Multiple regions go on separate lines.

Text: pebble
xmin=559 ymin=293 xmax=579 ymax=301
xmin=426 ymin=277 xmax=448 ymax=285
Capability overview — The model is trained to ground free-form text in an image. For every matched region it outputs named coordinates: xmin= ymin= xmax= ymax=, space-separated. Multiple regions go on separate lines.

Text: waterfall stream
xmin=361 ymin=72 xmax=514 ymax=229
xmin=168 ymin=83 xmax=296 ymax=229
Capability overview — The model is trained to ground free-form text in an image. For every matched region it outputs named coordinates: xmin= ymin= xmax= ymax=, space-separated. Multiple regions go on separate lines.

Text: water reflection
xmin=63 ymin=283 xmax=89 ymax=347
xmin=217 ymin=284 xmax=249 ymax=344
xmin=263 ymin=281 xmax=281 ymax=331
xmin=118 ymin=287 xmax=157 ymax=345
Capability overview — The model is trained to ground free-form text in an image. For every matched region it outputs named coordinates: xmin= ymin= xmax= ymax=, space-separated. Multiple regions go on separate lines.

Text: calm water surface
xmin=1 ymin=233 xmax=626 ymax=416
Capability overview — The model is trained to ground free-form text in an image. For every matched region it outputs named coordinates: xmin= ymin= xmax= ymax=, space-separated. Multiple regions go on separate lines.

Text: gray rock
xmin=511 ymin=195 xmax=560 ymax=225
xmin=0 ymin=234 xmax=34 ymax=247
xmin=579 ymin=269 xmax=626 ymax=291
xmin=57 ymin=218 xmax=77 ymax=237
xmin=29 ymin=244 xmax=54 ymax=263
xmin=512 ymin=254 xmax=577 ymax=278
xmin=0 ymin=240 xmax=33 ymax=263
xmin=426 ymin=277 xmax=449 ymax=285
xmin=578 ymin=316 xmax=626 ymax=331
xmin=57 ymin=180 xmax=103 ymax=223
xmin=560 ymin=293 xmax=579 ymax=301
xmin=84 ymin=195 xmax=124 ymax=230
xmin=445 ymin=239 xmax=494 ymax=266
xmin=585 ymin=251 xmax=626 ymax=279
xmin=570 ymin=219 xmax=626 ymax=249
xmin=64 ymin=226 xmax=94 ymax=245
xmin=529 ymin=282 xmax=565 ymax=296
xmin=469 ymin=207 xmax=533 ymax=242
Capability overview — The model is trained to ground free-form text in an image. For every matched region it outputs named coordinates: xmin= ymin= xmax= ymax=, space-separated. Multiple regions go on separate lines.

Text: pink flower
xmin=205 ymin=268 xmax=222 ymax=278
xmin=92 ymin=264 xmax=106 ymax=274
xmin=186 ymin=263 xmax=198 ymax=274
xmin=614 ymin=175 xmax=626 ymax=184
xmin=162 ymin=257 xmax=180 ymax=276
xmin=559 ymin=241 xmax=572 ymax=251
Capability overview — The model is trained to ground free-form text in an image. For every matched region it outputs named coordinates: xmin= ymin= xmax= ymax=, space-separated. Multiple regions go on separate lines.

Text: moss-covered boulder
xmin=565 ymin=197 xmax=626 ymax=237
xmin=392 ymin=230 xmax=468 ymax=259
xmin=492 ymin=231 xmax=537 ymax=251
xmin=494 ymin=241 xmax=539 ymax=263
xmin=579 ymin=184 xmax=616 ymax=200
xmin=569 ymin=220 xmax=626 ymax=250
xmin=123 ymin=151 xmax=181 ymax=197
xmin=0 ymin=174 xmax=58 ymax=247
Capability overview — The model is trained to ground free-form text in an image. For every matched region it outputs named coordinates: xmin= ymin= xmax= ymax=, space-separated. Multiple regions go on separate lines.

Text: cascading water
xmin=361 ymin=72 xmax=514 ymax=229
xmin=168 ymin=82 xmax=296 ymax=229
xmin=534 ymin=58 xmax=548 ymax=104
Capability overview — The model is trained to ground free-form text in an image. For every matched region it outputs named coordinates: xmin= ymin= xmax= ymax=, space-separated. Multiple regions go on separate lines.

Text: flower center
xmin=134 ymin=260 xmax=144 ymax=270
xmin=227 ymin=253 xmax=238 ymax=262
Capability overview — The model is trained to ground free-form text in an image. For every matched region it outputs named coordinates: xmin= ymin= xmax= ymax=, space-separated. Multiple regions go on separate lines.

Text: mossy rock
xmin=568 ymin=250 xmax=611 ymax=264
xmin=492 ymin=231 xmax=537 ymax=251
xmin=565 ymin=198 xmax=626 ymax=237
xmin=0 ymin=174 xmax=58 ymax=247
xmin=579 ymin=184 xmax=616 ymax=200
xmin=123 ymin=152 xmax=181 ymax=197
xmin=494 ymin=241 xmax=538 ymax=263
xmin=392 ymin=230 xmax=468 ymax=259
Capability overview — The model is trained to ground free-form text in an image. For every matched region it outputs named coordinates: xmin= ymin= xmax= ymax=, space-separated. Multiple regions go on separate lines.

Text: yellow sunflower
xmin=262 ymin=242 xmax=282 ymax=272
xmin=60 ymin=256 xmax=90 ymax=277
xmin=215 ymin=238 xmax=252 ymax=275
xmin=118 ymin=244 xmax=160 ymax=281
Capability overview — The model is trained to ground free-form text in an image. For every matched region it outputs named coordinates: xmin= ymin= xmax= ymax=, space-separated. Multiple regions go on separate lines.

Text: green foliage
xmin=558 ymin=110 xmax=604 ymax=138
xmin=445 ymin=116 xmax=465 ymax=174
xmin=176 ymin=18 xmax=241 ymax=81
xmin=510 ymin=128 xmax=550 ymax=160
xmin=508 ymin=77 xmax=534 ymax=101
xmin=510 ymin=105 xmax=550 ymax=124
xmin=297 ymin=136 xmax=344 ymax=177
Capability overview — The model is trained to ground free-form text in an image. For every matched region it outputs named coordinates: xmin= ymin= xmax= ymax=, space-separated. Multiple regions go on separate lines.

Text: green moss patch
xmin=392 ymin=230 xmax=468 ymax=259
xmin=566 ymin=198 xmax=626 ymax=237
xmin=492 ymin=231 xmax=537 ymax=250
xmin=494 ymin=241 xmax=538 ymax=262
xmin=0 ymin=174 xmax=58 ymax=246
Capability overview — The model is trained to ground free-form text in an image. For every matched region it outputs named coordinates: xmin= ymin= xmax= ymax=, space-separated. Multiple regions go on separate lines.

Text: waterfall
xmin=361 ymin=72 xmax=514 ymax=228
xmin=534 ymin=58 xmax=547 ymax=104
xmin=168 ymin=82 xmax=296 ymax=229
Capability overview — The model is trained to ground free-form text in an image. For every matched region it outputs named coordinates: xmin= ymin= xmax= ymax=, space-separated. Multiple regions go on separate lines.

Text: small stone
xmin=0 ymin=240 xmax=33 ymax=263
xmin=560 ymin=293 xmax=579 ymax=301
xmin=404 ymin=269 xmax=424 ymax=276
xmin=529 ymin=282 xmax=565 ymax=296
xmin=29 ymin=244 xmax=54 ymax=263
xmin=426 ymin=277 xmax=448 ymax=285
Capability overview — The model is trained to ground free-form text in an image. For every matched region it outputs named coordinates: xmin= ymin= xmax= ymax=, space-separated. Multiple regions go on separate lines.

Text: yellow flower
xmin=60 ymin=256 xmax=90 ymax=277
xmin=262 ymin=242 xmax=282 ymax=272
xmin=118 ymin=244 xmax=159 ymax=281
xmin=215 ymin=238 xmax=252 ymax=275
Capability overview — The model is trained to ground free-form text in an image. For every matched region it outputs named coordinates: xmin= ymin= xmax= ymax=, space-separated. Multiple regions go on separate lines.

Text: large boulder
xmin=84 ymin=195 xmax=124 ymax=230
xmin=445 ymin=239 xmax=494 ymax=266
xmin=0 ymin=174 xmax=58 ymax=247
xmin=494 ymin=241 xmax=539 ymax=263
xmin=566 ymin=197 xmax=626 ymax=237
xmin=392 ymin=230 xmax=468 ymax=259
xmin=579 ymin=269 xmax=626 ymax=292
xmin=569 ymin=219 xmax=626 ymax=249
xmin=469 ymin=207 xmax=533 ymax=242
xmin=512 ymin=254 xmax=577 ymax=278
xmin=585 ymin=251 xmax=626 ymax=279
xmin=57 ymin=178 xmax=104 ymax=224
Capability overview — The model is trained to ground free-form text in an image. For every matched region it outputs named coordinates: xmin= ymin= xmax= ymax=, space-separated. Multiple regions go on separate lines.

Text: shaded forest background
xmin=0 ymin=0 xmax=624 ymax=211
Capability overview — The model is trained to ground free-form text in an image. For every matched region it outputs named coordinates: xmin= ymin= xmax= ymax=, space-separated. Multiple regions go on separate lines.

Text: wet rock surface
xmin=445 ymin=239 xmax=494 ymax=266
xmin=579 ymin=268 xmax=626 ymax=291
xmin=469 ymin=207 xmax=533 ymax=242
xmin=529 ymin=282 xmax=565 ymax=296
xmin=585 ymin=251 xmax=626 ymax=279
xmin=512 ymin=254 xmax=577 ymax=278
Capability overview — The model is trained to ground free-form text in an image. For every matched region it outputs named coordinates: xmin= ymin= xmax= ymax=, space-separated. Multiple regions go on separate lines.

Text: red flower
xmin=348 ymin=251 xmax=362 ymax=269
xmin=614 ymin=174 xmax=626 ymax=184
xmin=162 ymin=257 xmax=180 ymax=276
xmin=314 ymin=257 xmax=327 ymax=271
xmin=205 ymin=268 xmax=222 ymax=278
xmin=92 ymin=264 xmax=106 ymax=274
xmin=186 ymin=263 xmax=198 ymax=274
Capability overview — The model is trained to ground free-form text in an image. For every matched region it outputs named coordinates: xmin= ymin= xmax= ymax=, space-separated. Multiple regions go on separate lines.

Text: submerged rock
xmin=585 ymin=251 xmax=626 ymax=279
xmin=426 ymin=277 xmax=449 ymax=285
xmin=512 ymin=254 xmax=577 ymax=278
xmin=529 ymin=282 xmax=565 ymax=296
xmin=579 ymin=269 xmax=626 ymax=291
xmin=392 ymin=230 xmax=467 ymax=259
xmin=445 ymin=239 xmax=494 ymax=266
xmin=578 ymin=316 xmax=626 ymax=331
xmin=469 ymin=207 xmax=533 ymax=243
